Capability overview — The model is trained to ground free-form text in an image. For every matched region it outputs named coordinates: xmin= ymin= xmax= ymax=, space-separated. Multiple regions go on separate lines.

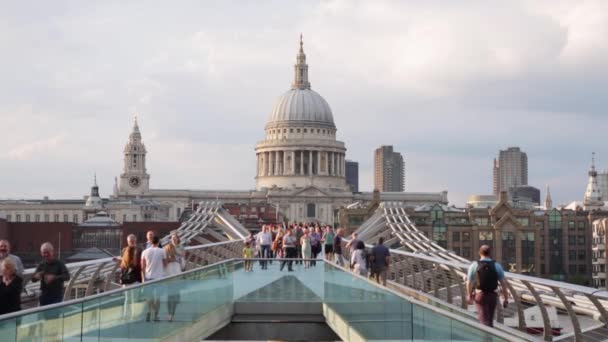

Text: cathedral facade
xmin=0 ymin=37 xmax=448 ymax=225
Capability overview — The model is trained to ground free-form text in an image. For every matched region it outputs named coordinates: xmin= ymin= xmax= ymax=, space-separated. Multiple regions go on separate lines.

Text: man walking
xmin=141 ymin=236 xmax=167 ymax=321
xmin=32 ymin=242 xmax=70 ymax=306
xmin=333 ymin=228 xmax=345 ymax=266
xmin=256 ymin=226 xmax=273 ymax=270
xmin=0 ymin=240 xmax=24 ymax=276
xmin=466 ymin=245 xmax=509 ymax=327
xmin=280 ymin=229 xmax=297 ymax=272
xmin=345 ymin=232 xmax=360 ymax=256
xmin=145 ymin=230 xmax=162 ymax=249
xmin=370 ymin=237 xmax=390 ymax=286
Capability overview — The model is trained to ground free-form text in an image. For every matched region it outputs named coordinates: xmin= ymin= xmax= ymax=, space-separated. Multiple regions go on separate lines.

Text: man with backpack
xmin=466 ymin=245 xmax=509 ymax=327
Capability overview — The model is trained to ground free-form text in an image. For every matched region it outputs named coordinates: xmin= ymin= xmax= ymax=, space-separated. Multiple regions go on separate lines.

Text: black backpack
xmin=475 ymin=260 xmax=498 ymax=292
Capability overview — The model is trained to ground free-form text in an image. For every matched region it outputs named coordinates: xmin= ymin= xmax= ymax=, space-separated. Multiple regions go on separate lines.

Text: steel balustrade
xmin=351 ymin=201 xmax=608 ymax=341
xmin=18 ymin=239 xmax=244 ymax=309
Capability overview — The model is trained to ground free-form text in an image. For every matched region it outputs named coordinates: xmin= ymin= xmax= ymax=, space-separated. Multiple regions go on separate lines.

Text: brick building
xmin=341 ymin=192 xmax=608 ymax=286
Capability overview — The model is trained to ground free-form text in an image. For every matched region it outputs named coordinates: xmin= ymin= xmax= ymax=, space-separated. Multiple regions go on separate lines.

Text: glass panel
xmin=16 ymin=302 xmax=83 ymax=341
xmin=0 ymin=317 xmax=16 ymax=341
xmin=1 ymin=258 xmax=517 ymax=342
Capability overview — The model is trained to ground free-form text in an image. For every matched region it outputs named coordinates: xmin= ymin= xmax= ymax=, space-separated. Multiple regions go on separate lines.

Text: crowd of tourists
xmin=0 ymin=226 xmax=510 ymax=329
xmin=244 ymin=223 xmax=391 ymax=286
xmin=118 ymin=230 xmax=185 ymax=322
xmin=0 ymin=239 xmax=70 ymax=315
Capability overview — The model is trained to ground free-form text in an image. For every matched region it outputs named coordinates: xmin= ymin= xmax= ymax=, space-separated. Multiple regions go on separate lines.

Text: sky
xmin=1 ymin=0 xmax=607 ymax=206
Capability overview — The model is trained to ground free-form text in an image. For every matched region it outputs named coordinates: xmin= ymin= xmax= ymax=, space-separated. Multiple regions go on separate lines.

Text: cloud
xmin=0 ymin=0 xmax=606 ymax=207
xmin=7 ymin=135 xmax=66 ymax=160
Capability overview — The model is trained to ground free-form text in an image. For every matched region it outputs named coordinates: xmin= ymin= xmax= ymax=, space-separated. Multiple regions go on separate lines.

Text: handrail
xmin=386 ymin=247 xmax=608 ymax=300
xmin=2 ymin=257 xmax=535 ymax=341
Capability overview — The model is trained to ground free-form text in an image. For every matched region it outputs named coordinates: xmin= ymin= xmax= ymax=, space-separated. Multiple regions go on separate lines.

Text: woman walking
xmin=300 ymin=229 xmax=312 ymax=268
xmin=119 ymin=234 xmax=142 ymax=319
xmin=0 ymin=259 xmax=23 ymax=315
xmin=273 ymin=228 xmax=284 ymax=259
xmin=322 ymin=226 xmax=335 ymax=261
xmin=350 ymin=241 xmax=368 ymax=277
xmin=164 ymin=234 xmax=184 ymax=322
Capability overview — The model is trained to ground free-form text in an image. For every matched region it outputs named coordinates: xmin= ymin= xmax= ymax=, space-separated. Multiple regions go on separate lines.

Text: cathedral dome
xmin=266 ymin=35 xmax=335 ymax=129
xmin=267 ymin=88 xmax=334 ymax=128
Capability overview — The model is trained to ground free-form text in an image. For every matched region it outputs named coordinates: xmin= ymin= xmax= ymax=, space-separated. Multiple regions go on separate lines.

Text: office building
xmin=374 ymin=145 xmax=405 ymax=192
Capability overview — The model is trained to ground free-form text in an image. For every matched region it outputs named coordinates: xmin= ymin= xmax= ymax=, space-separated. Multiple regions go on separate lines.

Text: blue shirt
xmin=467 ymin=258 xmax=505 ymax=282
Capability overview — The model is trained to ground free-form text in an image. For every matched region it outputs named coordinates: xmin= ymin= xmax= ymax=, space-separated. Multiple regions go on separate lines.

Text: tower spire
xmin=584 ymin=152 xmax=603 ymax=209
xmin=544 ymin=184 xmax=553 ymax=209
xmin=292 ymin=34 xmax=311 ymax=90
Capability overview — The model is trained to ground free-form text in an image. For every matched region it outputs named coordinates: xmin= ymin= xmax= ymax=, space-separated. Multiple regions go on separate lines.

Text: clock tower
xmin=117 ymin=116 xmax=150 ymax=196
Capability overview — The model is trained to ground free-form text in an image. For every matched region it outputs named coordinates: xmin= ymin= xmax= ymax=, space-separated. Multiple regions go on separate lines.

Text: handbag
xmin=120 ymin=267 xmax=137 ymax=285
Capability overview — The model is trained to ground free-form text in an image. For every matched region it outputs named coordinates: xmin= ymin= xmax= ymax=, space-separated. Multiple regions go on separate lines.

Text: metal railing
xmin=350 ymin=200 xmax=608 ymax=341
xmin=19 ymin=239 xmax=244 ymax=308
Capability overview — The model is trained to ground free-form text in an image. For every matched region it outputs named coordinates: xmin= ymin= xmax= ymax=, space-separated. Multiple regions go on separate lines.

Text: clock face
xmin=129 ymin=176 xmax=141 ymax=188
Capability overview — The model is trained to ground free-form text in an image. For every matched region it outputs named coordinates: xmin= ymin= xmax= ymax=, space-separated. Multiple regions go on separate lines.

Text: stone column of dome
xmin=275 ymin=151 xmax=280 ymax=176
xmin=331 ymin=152 xmax=335 ymax=176
xmin=257 ymin=153 xmax=261 ymax=176
xmin=308 ymin=150 xmax=313 ymax=175
xmin=282 ymin=151 xmax=287 ymax=175
xmin=291 ymin=151 xmax=296 ymax=175
xmin=317 ymin=151 xmax=322 ymax=174
xmin=300 ymin=151 xmax=304 ymax=175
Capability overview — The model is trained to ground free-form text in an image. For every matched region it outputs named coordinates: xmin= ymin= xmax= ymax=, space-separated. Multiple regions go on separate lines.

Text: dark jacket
xmin=33 ymin=259 xmax=70 ymax=299
xmin=0 ymin=276 xmax=23 ymax=314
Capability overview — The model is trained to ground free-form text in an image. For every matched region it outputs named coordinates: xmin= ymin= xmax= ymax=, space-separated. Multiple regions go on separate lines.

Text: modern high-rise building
xmin=374 ymin=145 xmax=405 ymax=192
xmin=493 ymin=147 xmax=528 ymax=195
xmin=345 ymin=160 xmax=359 ymax=192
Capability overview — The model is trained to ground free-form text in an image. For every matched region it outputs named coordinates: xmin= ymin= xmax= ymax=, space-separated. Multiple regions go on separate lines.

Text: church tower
xmin=584 ymin=152 xmax=603 ymax=210
xmin=544 ymin=185 xmax=553 ymax=210
xmin=117 ymin=116 xmax=150 ymax=196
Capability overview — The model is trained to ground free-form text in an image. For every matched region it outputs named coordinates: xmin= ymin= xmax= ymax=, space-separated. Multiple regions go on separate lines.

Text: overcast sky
xmin=1 ymin=0 xmax=607 ymax=206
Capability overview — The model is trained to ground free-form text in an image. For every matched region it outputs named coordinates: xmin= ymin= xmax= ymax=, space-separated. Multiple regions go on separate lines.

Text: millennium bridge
xmin=1 ymin=201 xmax=606 ymax=341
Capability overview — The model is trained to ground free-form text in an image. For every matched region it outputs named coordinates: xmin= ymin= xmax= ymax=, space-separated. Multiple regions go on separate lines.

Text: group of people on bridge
xmin=244 ymin=223 xmax=392 ymax=286
xmin=0 ymin=225 xmax=511 ymax=330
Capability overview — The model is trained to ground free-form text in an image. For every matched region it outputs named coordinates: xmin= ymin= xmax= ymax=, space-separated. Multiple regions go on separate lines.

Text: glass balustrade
xmin=0 ymin=259 xmax=518 ymax=341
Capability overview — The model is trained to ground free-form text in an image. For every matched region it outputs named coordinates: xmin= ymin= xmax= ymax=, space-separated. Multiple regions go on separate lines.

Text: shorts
xmin=324 ymin=245 xmax=334 ymax=253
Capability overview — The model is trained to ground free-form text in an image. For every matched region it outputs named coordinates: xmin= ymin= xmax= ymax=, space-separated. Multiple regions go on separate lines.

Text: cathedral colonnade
xmin=256 ymin=150 xmax=346 ymax=177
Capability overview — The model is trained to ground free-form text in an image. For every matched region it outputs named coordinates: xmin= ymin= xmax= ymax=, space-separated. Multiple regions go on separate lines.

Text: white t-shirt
xmin=141 ymin=247 xmax=166 ymax=280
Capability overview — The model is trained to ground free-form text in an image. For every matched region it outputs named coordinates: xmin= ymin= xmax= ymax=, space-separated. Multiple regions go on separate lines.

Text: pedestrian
xmin=243 ymin=242 xmax=254 ymax=272
xmin=301 ymin=228 xmax=312 ymax=268
xmin=246 ymin=232 xmax=257 ymax=253
xmin=141 ymin=236 xmax=167 ymax=321
xmin=0 ymin=240 xmax=24 ymax=277
xmin=32 ymin=242 xmax=70 ymax=306
xmin=119 ymin=234 xmax=142 ymax=319
xmin=309 ymin=226 xmax=322 ymax=266
xmin=466 ymin=245 xmax=509 ymax=327
xmin=333 ymin=228 xmax=345 ymax=266
xmin=273 ymin=228 xmax=284 ymax=258
xmin=256 ymin=226 xmax=273 ymax=270
xmin=0 ymin=258 xmax=23 ymax=315
xmin=370 ymin=237 xmax=390 ymax=286
xmin=350 ymin=240 xmax=368 ymax=277
xmin=322 ymin=226 xmax=335 ymax=261
xmin=280 ymin=229 xmax=297 ymax=272
xmin=295 ymin=224 xmax=304 ymax=265
xmin=145 ymin=230 xmax=162 ymax=249
xmin=164 ymin=233 xmax=184 ymax=322
xmin=345 ymin=233 xmax=360 ymax=257
xmin=120 ymin=234 xmax=143 ymax=285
